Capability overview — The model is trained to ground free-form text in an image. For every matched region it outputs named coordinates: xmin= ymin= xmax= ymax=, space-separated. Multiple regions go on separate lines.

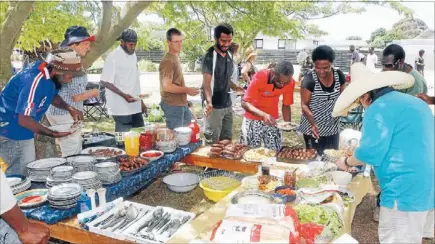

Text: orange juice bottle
xmin=0 ymin=157 xmax=7 ymax=173
xmin=124 ymin=132 xmax=140 ymax=156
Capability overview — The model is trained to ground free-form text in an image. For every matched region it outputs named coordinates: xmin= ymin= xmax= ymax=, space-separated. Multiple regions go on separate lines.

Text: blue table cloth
xmin=23 ymin=142 xmax=202 ymax=225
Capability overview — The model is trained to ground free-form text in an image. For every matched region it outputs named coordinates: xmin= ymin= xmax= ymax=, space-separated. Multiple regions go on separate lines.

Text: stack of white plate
xmin=46 ymin=165 xmax=74 ymax=188
xmin=47 ymin=183 xmax=82 ymax=210
xmin=94 ymin=162 xmax=122 ymax=185
xmin=70 ymin=155 xmax=95 ymax=172
xmin=72 ymin=171 xmax=102 ymax=191
xmin=26 ymin=158 xmax=67 ymax=182
xmin=6 ymin=175 xmax=31 ymax=194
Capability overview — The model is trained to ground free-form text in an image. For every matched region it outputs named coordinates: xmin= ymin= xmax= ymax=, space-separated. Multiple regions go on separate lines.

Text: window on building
xmin=255 ymin=39 xmax=264 ymax=49
xmin=278 ymin=39 xmax=285 ymax=49
xmin=285 ymin=39 xmax=297 ymax=49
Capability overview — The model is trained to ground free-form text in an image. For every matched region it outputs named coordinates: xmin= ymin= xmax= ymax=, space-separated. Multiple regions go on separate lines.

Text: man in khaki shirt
xmin=159 ymin=28 xmax=199 ymax=129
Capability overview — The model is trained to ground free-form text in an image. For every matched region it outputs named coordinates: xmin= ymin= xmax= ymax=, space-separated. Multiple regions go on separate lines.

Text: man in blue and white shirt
xmin=0 ymin=49 xmax=84 ymax=175
xmin=46 ymin=26 xmax=97 ymax=157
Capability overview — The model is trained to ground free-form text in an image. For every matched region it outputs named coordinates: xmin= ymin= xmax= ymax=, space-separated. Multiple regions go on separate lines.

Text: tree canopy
xmin=0 ymin=0 xmax=414 ymax=86
xmin=368 ymin=18 xmax=428 ymax=48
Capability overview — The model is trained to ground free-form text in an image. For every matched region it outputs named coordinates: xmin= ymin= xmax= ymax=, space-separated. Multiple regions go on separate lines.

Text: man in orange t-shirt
xmin=241 ymin=61 xmax=295 ymax=150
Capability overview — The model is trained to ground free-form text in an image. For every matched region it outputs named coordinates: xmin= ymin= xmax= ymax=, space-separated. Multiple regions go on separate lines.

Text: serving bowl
xmin=174 ymin=127 xmax=192 ymax=146
xmin=156 ymin=140 xmax=178 ymax=153
xmin=274 ymin=186 xmax=297 ymax=203
xmin=155 ymin=128 xmax=176 ymax=141
xmin=327 ymin=171 xmax=352 ymax=186
xmin=162 ymin=173 xmax=199 ymax=193
xmin=140 ymin=150 xmax=164 ymax=161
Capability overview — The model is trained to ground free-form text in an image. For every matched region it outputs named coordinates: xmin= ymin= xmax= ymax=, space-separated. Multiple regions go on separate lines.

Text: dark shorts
xmin=303 ymin=133 xmax=339 ymax=155
xmin=112 ymin=113 xmax=144 ymax=132
xmin=160 ymin=102 xmax=193 ymax=129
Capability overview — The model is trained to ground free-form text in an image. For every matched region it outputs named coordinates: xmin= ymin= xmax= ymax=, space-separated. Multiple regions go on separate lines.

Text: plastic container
xmin=124 ymin=132 xmax=140 ymax=156
xmin=188 ymin=120 xmax=201 ymax=143
xmin=139 ymin=131 xmax=155 ymax=152
xmin=77 ymin=192 xmax=91 ymax=213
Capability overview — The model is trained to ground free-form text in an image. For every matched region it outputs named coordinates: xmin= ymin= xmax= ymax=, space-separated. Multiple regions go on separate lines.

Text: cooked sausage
xmin=210 ymin=147 xmax=223 ymax=153
xmin=222 ymin=150 xmax=235 ymax=156
xmin=219 ymin=140 xmax=231 ymax=145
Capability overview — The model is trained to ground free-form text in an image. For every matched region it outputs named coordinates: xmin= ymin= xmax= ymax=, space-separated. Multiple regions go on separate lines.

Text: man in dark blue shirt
xmin=0 ymin=48 xmax=84 ymax=175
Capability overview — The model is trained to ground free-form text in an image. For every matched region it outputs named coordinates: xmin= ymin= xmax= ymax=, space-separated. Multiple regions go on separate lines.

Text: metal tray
xmin=116 ymin=155 xmax=151 ymax=177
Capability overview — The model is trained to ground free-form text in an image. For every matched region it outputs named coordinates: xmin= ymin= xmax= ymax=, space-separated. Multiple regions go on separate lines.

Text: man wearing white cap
xmin=100 ymin=29 xmax=147 ymax=132
xmin=333 ymin=63 xmax=434 ymax=243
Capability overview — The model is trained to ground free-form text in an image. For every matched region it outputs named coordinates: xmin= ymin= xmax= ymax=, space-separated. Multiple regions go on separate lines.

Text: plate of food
xmin=277 ymin=147 xmax=317 ymax=163
xmin=243 ymin=147 xmax=276 ymax=162
xmin=257 ymin=175 xmax=282 ymax=192
xmin=81 ymin=147 xmax=125 ymax=160
xmin=15 ymin=189 xmax=48 ymax=208
xmin=276 ymin=121 xmax=298 ymax=131
xmin=117 ymin=155 xmax=150 ymax=176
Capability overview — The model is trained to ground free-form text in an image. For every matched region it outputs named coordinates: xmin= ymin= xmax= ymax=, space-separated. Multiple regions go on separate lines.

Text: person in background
xmin=381 ymin=44 xmax=427 ymax=96
xmin=187 ymin=101 xmax=197 ymax=121
xmin=100 ymin=29 xmax=147 ymax=133
xmin=365 ymin=47 xmax=378 ymax=72
xmin=0 ymin=170 xmax=50 ymax=244
xmin=241 ymin=47 xmax=257 ymax=89
xmin=357 ymin=47 xmax=365 ymax=63
xmin=159 ymin=28 xmax=199 ymax=129
xmin=46 ymin=26 xmax=98 ymax=157
xmin=300 ymin=45 xmax=347 ymax=155
xmin=298 ymin=55 xmax=313 ymax=84
xmin=333 ymin=63 xmax=434 ymax=244
xmin=241 ymin=61 xmax=295 ymax=151
xmin=415 ymin=49 xmax=425 ymax=76
xmin=350 ymin=45 xmax=362 ymax=65
xmin=0 ymin=49 xmax=84 ymax=176
xmin=202 ymin=23 xmax=244 ymax=144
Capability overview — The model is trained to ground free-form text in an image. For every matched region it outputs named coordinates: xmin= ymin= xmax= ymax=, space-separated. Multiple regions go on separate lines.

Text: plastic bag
xmin=147 ymin=104 xmax=164 ymax=122
xmin=300 ymin=223 xmax=324 ymax=244
xmin=210 ymin=204 xmax=301 ymax=243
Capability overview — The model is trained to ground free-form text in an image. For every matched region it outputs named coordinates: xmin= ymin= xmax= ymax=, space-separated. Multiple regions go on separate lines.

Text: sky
xmin=136 ymin=1 xmax=434 ymax=41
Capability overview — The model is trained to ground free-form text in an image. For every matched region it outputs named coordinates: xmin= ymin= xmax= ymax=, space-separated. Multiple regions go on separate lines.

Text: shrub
xmin=138 ymin=59 xmax=157 ymax=72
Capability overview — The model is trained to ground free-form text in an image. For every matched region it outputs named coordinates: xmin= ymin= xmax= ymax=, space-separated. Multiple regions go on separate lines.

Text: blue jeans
xmin=160 ymin=102 xmax=193 ymax=129
xmin=0 ymin=136 xmax=35 ymax=176
xmin=0 ymin=219 xmax=21 ymax=244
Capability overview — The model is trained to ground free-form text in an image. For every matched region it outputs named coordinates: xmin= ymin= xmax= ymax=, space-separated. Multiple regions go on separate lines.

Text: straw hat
xmin=45 ymin=48 xmax=85 ymax=76
xmin=332 ymin=63 xmax=415 ymax=117
xmin=244 ymin=47 xmax=257 ymax=60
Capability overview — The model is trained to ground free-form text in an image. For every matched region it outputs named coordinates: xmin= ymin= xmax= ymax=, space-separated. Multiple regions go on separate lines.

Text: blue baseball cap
xmin=60 ymin=26 xmax=95 ymax=48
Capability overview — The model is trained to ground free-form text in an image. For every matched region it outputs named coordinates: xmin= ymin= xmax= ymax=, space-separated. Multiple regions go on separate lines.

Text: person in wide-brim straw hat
xmin=333 ymin=63 xmax=435 ymax=244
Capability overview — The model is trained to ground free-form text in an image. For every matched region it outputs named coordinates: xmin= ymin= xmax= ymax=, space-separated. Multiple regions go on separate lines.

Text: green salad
xmin=294 ymin=204 xmax=344 ymax=238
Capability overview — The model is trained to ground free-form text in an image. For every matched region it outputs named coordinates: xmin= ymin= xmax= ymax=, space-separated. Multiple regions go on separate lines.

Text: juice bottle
xmin=0 ymin=157 xmax=7 ymax=173
xmin=124 ymin=132 xmax=140 ymax=156
xmin=188 ymin=120 xmax=200 ymax=143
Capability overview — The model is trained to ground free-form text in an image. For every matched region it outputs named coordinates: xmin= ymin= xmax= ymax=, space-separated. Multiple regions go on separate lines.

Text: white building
xmin=253 ymin=33 xmax=370 ymax=51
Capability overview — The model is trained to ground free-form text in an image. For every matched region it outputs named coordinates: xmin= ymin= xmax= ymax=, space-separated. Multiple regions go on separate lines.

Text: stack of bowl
xmin=72 ymin=171 xmax=102 ymax=191
xmin=47 ymin=183 xmax=82 ymax=210
xmin=46 ymin=165 xmax=74 ymax=188
xmin=155 ymin=128 xmax=177 ymax=153
xmin=70 ymin=155 xmax=95 ymax=172
xmin=174 ymin=127 xmax=192 ymax=146
xmin=94 ymin=161 xmax=122 ymax=185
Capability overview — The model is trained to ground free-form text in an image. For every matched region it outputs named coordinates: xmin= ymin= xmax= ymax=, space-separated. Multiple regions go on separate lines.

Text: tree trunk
xmin=0 ymin=1 xmax=36 ymax=88
xmin=82 ymin=1 xmax=153 ymax=68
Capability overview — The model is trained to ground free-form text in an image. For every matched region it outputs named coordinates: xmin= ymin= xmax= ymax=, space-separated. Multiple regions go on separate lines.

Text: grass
xmin=83 ymin=93 xmax=306 ymax=148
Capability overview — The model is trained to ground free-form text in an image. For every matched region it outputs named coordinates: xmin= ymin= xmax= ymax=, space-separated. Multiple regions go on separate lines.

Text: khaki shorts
xmin=379 ymin=201 xmax=434 ymax=243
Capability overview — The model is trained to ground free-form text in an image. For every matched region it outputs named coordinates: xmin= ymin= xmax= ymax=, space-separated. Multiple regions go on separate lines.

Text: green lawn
xmin=83 ymin=93 xmax=305 ymax=147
